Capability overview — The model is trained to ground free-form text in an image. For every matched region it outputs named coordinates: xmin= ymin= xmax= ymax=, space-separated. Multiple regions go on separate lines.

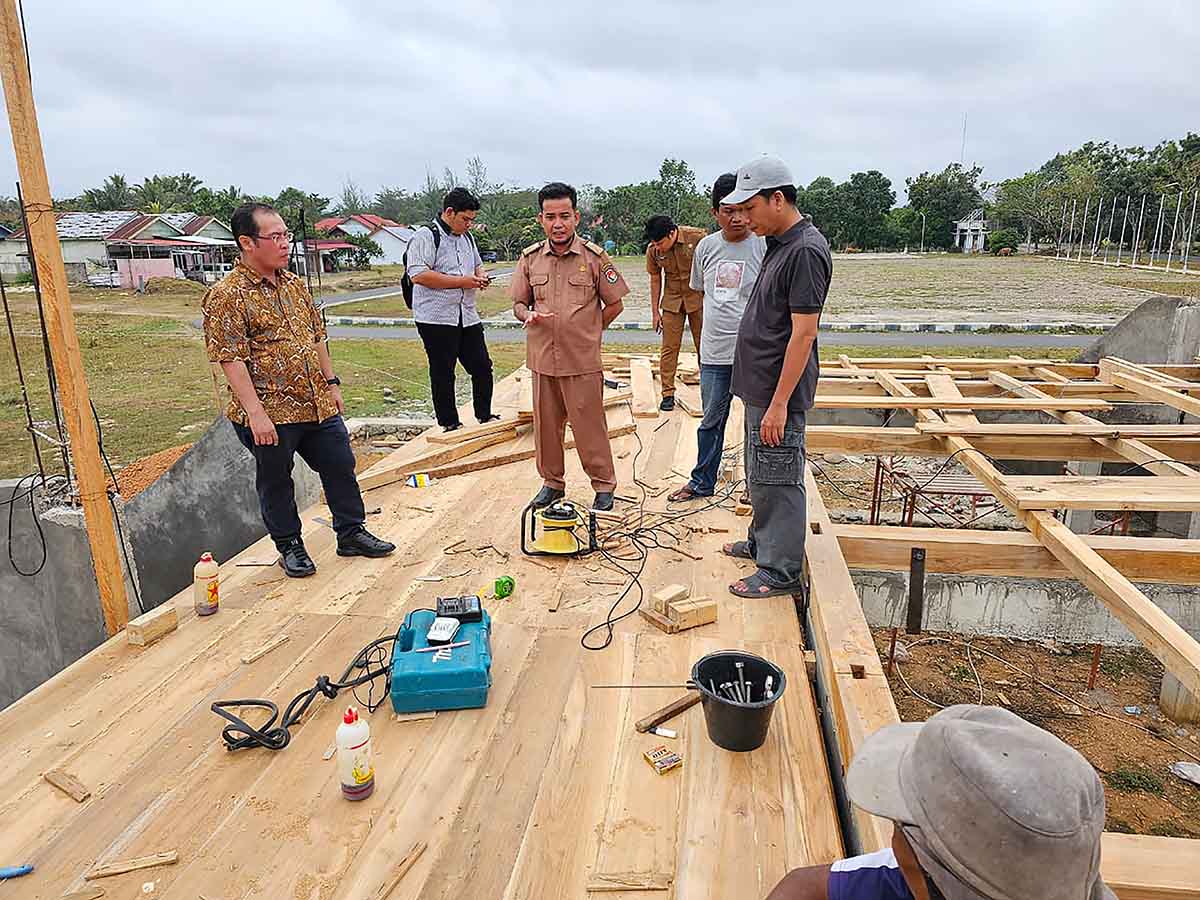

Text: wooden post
xmin=0 ymin=3 xmax=129 ymax=635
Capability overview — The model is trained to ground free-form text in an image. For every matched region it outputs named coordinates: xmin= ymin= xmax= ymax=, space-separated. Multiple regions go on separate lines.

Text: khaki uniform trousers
xmin=660 ymin=306 xmax=703 ymax=397
xmin=533 ymin=371 xmax=616 ymax=493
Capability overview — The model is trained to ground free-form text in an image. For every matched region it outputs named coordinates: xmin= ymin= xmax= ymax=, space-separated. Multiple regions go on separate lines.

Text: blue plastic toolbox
xmin=390 ymin=609 xmax=492 ymax=714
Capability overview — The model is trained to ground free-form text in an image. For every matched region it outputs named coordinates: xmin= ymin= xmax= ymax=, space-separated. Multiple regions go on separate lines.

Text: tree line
xmin=10 ymin=131 xmax=1196 ymax=257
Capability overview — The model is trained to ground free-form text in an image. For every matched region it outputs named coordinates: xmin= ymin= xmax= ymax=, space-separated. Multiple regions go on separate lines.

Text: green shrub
xmin=988 ymin=228 xmax=1021 ymax=255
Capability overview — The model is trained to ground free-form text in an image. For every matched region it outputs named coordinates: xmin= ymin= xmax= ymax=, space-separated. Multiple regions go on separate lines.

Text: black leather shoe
xmin=478 ymin=413 xmax=501 ymax=424
xmin=531 ymin=485 xmax=565 ymax=508
xmin=337 ymin=527 xmax=396 ymax=558
xmin=443 ymin=422 xmax=463 ymax=433
xmin=280 ymin=540 xmax=316 ymax=578
xmin=660 ymin=396 xmax=675 ymax=412
xmin=593 ymin=491 xmax=614 ymax=512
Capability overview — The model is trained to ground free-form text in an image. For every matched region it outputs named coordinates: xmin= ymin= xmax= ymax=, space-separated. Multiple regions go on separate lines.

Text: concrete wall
xmin=122 ymin=417 xmax=321 ymax=610
xmin=1079 ymin=295 xmax=1200 ymax=365
xmin=0 ymin=480 xmax=141 ymax=711
xmin=853 ymin=569 xmax=1200 ymax=646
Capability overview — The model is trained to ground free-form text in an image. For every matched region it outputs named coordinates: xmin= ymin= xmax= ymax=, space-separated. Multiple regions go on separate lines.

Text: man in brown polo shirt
xmin=203 ymin=202 xmax=395 ymax=578
xmin=645 ymin=215 xmax=706 ymax=411
xmin=512 ymin=182 xmax=629 ymax=511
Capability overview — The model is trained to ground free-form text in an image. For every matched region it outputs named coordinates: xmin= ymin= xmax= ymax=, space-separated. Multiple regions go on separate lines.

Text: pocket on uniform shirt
xmin=567 ymin=273 xmax=594 ymax=306
xmin=529 ymin=273 xmax=550 ymax=302
xmin=748 ymin=428 xmax=805 ymax=486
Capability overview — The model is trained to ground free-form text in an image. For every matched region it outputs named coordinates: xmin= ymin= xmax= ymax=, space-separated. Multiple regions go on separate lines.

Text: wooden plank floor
xmin=0 ymin=372 xmax=842 ymax=899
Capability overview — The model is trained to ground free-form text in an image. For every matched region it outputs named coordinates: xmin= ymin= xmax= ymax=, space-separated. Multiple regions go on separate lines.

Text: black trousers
xmin=234 ymin=415 xmax=365 ymax=551
xmin=415 ymin=320 xmax=494 ymax=427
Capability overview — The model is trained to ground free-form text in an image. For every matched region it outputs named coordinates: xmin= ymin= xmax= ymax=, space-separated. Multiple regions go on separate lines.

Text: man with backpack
xmin=404 ymin=187 xmax=498 ymax=432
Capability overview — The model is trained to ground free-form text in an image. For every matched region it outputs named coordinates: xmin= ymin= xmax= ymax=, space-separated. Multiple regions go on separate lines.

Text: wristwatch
xmin=326 ymin=376 xmax=341 ymax=386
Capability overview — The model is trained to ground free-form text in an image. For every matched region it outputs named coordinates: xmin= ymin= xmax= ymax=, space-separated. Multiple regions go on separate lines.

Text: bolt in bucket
xmin=691 ymin=650 xmax=786 ymax=752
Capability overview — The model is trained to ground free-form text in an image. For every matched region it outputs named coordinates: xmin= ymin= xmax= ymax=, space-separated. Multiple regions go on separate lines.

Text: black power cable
xmin=210 ymin=610 xmax=433 ymax=752
xmin=6 ymin=473 xmax=47 ymax=576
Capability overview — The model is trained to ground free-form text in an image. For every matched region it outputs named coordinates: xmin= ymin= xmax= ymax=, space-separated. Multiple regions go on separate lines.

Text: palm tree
xmin=82 ymin=174 xmax=135 ymax=210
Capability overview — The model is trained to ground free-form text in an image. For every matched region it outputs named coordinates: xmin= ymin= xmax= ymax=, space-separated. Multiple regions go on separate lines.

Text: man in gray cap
xmin=765 ymin=705 xmax=1116 ymax=900
xmin=719 ymin=155 xmax=832 ymax=599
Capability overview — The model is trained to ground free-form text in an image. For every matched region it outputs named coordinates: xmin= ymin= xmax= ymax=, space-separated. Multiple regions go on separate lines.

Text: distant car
xmin=185 ymin=262 xmax=234 ymax=285
xmin=479 ymin=250 xmax=498 ymax=263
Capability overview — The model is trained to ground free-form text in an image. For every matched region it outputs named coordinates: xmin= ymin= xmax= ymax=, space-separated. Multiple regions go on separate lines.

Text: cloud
xmin=0 ymin=0 xmax=1195 ymax=203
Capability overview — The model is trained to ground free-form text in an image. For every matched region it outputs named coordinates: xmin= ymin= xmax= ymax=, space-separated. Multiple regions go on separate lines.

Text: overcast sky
xmin=2 ymin=0 xmax=1197 ymax=204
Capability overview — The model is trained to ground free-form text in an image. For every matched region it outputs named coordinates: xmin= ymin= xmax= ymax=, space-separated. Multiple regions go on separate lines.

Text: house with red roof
xmin=316 ymin=214 xmax=415 ymax=266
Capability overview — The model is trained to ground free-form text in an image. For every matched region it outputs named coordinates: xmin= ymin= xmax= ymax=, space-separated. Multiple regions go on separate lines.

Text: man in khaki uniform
xmin=645 ymin=215 xmax=706 ymax=410
xmin=512 ymin=182 xmax=629 ymax=512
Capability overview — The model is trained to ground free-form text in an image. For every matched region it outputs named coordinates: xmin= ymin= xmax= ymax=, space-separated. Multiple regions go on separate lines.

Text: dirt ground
xmin=874 ymin=629 xmax=1200 ymax=837
xmin=108 ymin=443 xmax=191 ymax=499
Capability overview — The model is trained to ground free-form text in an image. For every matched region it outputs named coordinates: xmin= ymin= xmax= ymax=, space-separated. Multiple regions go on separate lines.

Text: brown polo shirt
xmin=512 ymin=236 xmax=629 ymax=376
xmin=202 ymin=261 xmax=338 ymax=426
xmin=646 ymin=225 xmax=706 ymax=314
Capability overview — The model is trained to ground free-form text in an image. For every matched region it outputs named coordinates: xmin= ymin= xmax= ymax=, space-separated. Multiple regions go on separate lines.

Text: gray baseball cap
xmin=720 ymin=156 xmax=796 ymax=206
xmin=846 ymin=705 xmax=1115 ymax=900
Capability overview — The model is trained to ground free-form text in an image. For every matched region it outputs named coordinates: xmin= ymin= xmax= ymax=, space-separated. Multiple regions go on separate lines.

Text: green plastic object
xmin=494 ymin=575 xmax=515 ymax=600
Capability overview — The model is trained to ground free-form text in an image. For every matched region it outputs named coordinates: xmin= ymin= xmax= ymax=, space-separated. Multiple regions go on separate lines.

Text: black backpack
xmin=401 ymin=220 xmax=477 ymax=308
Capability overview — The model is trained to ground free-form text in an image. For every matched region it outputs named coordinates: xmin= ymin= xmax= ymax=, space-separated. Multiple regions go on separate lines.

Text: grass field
xmin=0 ymin=300 xmax=1081 ymax=479
xmin=330 ymin=254 xmax=1200 ymax=325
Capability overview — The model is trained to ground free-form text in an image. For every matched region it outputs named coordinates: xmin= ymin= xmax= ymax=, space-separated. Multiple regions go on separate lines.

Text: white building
xmin=954 ymin=208 xmax=990 ymax=253
xmin=315 ymin=214 xmax=415 ymax=266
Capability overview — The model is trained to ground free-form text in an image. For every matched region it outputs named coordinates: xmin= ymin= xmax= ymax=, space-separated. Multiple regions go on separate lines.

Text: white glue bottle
xmin=193 ymin=552 xmax=220 ymax=617
xmin=336 ymin=706 xmax=375 ymax=800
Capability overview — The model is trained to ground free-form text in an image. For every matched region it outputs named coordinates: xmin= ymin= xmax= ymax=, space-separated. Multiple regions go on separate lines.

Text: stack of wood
xmin=640 ymin=583 xmax=717 ymax=634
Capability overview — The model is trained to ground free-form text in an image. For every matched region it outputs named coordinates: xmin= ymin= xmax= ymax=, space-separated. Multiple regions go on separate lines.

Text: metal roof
xmin=52 ymin=210 xmax=139 ymax=240
xmin=160 ymin=212 xmax=197 ymax=231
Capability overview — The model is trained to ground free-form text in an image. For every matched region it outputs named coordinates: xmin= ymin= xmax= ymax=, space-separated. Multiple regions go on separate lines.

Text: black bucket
xmin=691 ymin=650 xmax=786 ymax=752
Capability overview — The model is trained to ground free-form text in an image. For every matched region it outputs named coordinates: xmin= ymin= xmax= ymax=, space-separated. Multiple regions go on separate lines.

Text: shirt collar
xmin=235 ymin=259 xmax=286 ymax=286
xmin=542 ymin=235 xmax=582 ymax=256
xmin=769 ymin=216 xmax=812 ymax=247
xmin=435 ymin=214 xmax=454 ymax=236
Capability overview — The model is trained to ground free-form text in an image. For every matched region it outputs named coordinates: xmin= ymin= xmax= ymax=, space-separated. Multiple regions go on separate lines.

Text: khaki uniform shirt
xmin=512 ymin=236 xmax=629 ymax=377
xmin=646 ymin=225 xmax=706 ymax=314
xmin=202 ymin=261 xmax=337 ymax=426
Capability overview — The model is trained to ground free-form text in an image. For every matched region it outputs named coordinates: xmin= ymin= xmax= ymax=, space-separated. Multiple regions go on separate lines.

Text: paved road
xmin=328 ymin=325 xmax=1091 ymax=350
xmin=317 ymin=268 xmax=515 ymax=309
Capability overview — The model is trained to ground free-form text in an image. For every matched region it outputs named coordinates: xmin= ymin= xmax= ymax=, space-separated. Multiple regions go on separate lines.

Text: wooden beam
xmin=630 ymin=356 xmax=658 ymax=417
xmin=1102 ymin=357 xmax=1196 ymax=388
xmin=814 ymin=395 xmax=1110 ymax=412
xmin=830 ymin=524 xmax=1200 ymax=585
xmin=126 ymin=603 xmax=178 ymax=647
xmin=1100 ymin=359 xmax=1200 ymax=417
xmin=0 ymin=0 xmax=130 ymax=635
xmin=358 ymin=427 xmax=525 ymax=491
xmin=879 ymin=371 xmax=1200 ymax=699
xmin=424 ymin=413 xmax=528 ymax=445
xmin=914 ymin=423 xmax=1200 ymax=438
xmin=85 ymin=850 xmax=179 ymax=880
xmin=1101 ymin=833 xmax=1200 ymax=900
xmin=1001 ymin=475 xmax=1200 ymax=511
xmin=989 ymin=370 xmax=1198 ymax=477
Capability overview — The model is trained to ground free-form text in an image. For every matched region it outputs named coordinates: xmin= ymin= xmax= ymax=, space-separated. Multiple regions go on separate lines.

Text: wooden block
xmin=394 ymin=710 xmax=438 ymax=724
xmin=652 ymin=583 xmax=690 ymax=615
xmin=587 ymin=872 xmax=672 ymax=892
xmin=44 ymin=767 xmax=91 ymax=802
xmin=639 ymin=606 xmax=680 ymax=634
xmin=630 ymin=357 xmax=659 ymax=418
xmin=85 ymin=850 xmax=179 ymax=880
xmin=668 ymin=597 xmax=717 ymax=630
xmin=240 ymin=633 xmax=290 ymax=665
xmin=674 ymin=382 xmax=703 ymax=417
xmin=735 ymin=502 xmax=752 ymax=517
xmin=126 ymin=604 xmax=178 ymax=647
xmin=804 ymin=649 xmax=817 ymax=681
xmin=517 ymin=368 xmax=534 ymax=416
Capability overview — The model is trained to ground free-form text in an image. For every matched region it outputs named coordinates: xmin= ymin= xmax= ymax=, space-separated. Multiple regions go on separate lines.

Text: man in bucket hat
xmin=766 ymin=705 xmax=1115 ymax=900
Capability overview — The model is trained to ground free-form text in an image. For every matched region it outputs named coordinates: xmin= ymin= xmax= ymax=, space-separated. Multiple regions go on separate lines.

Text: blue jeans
xmin=688 ymin=364 xmax=734 ymax=496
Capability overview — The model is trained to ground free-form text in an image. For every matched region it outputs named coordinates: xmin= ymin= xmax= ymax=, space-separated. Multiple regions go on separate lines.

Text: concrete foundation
xmin=852 ymin=569 xmax=1200 ymax=647
xmin=0 ymin=418 xmax=321 ymax=711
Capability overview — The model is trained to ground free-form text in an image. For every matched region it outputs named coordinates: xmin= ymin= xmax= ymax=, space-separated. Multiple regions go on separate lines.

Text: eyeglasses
xmin=254 ymin=231 xmax=293 ymax=245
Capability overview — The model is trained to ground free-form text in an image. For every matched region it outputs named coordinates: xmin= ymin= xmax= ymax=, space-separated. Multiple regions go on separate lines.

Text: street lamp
xmin=919 ymin=211 xmax=927 ymax=254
